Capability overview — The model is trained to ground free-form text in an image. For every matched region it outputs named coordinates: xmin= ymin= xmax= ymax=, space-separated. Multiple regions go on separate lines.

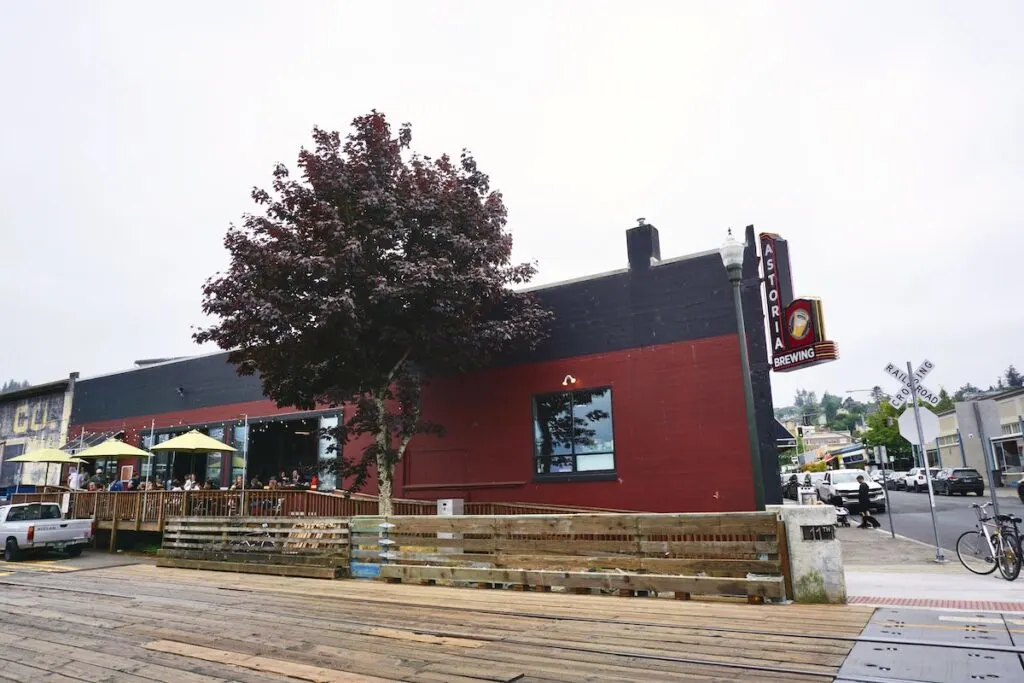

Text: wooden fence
xmin=351 ymin=512 xmax=788 ymax=602
xmin=9 ymin=490 xmax=629 ymax=533
xmin=156 ymin=516 xmax=351 ymax=579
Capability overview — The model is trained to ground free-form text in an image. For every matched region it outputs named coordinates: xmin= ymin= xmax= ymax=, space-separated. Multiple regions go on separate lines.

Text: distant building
xmin=0 ymin=374 xmax=78 ymax=490
xmin=800 ymin=427 xmax=853 ymax=450
xmin=934 ymin=388 xmax=1024 ymax=478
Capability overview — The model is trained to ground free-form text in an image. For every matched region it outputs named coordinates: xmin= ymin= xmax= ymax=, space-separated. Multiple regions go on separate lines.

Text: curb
xmin=870 ymin=527 xmax=957 ymax=559
xmin=849 ymin=595 xmax=1024 ymax=613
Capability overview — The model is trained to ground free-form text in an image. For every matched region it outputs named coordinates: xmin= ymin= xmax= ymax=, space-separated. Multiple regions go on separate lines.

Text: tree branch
xmin=386 ymin=347 xmax=412 ymax=385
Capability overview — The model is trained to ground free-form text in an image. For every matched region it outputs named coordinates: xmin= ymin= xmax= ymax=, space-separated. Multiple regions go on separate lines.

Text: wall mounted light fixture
xmin=562 ymin=374 xmax=577 ymax=387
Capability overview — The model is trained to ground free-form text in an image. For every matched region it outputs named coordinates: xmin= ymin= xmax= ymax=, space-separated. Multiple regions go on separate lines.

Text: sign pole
xmin=907 ymin=361 xmax=945 ymax=563
xmin=878 ymin=445 xmax=896 ymax=539
xmin=973 ymin=401 xmax=1001 ymax=519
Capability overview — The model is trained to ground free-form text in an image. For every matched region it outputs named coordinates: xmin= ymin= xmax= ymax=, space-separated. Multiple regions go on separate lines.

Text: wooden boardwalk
xmin=0 ymin=561 xmax=873 ymax=682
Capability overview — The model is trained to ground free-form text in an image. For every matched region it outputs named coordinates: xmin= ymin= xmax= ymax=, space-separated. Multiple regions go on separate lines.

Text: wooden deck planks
xmin=0 ymin=562 xmax=872 ymax=682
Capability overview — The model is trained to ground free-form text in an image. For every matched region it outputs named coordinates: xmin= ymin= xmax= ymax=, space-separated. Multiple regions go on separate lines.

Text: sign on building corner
xmin=759 ymin=233 xmax=839 ymax=373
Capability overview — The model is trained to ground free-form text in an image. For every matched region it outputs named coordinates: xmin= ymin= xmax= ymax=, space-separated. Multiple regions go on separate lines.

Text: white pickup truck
xmin=816 ymin=470 xmax=886 ymax=513
xmin=1 ymin=502 xmax=94 ymax=561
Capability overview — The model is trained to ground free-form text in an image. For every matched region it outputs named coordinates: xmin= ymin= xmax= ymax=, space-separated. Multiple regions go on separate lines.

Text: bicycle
xmin=955 ymin=502 xmax=1022 ymax=581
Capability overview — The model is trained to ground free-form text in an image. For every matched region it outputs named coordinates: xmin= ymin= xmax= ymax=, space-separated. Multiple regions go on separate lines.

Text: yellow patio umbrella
xmin=6 ymin=448 xmax=86 ymax=489
xmin=6 ymin=448 xmax=84 ymax=464
xmin=74 ymin=438 xmax=154 ymax=485
xmin=151 ymin=430 xmax=237 ymax=488
xmin=75 ymin=439 xmax=152 ymax=459
xmin=150 ymin=430 xmax=236 ymax=453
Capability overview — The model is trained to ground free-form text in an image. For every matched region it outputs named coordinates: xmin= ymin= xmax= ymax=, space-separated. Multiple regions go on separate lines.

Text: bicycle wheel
xmin=957 ymin=530 xmax=998 ymax=575
xmin=998 ymin=532 xmax=1022 ymax=581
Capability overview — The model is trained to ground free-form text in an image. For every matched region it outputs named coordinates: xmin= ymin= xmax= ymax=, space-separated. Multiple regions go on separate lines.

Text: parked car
xmin=931 ymin=468 xmax=985 ymax=496
xmin=816 ymin=470 xmax=886 ymax=512
xmin=0 ymin=502 xmax=94 ymax=561
xmin=902 ymin=467 xmax=941 ymax=493
xmin=886 ymin=472 xmax=908 ymax=490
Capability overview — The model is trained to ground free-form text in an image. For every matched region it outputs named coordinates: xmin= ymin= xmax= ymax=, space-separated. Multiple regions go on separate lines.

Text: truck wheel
xmin=67 ymin=546 xmax=83 ymax=558
xmin=4 ymin=539 xmax=20 ymax=562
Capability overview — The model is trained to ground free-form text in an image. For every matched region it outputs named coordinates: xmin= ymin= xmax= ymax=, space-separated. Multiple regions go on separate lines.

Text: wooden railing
xmin=351 ymin=512 xmax=787 ymax=601
xmin=8 ymin=490 xmax=633 ymax=531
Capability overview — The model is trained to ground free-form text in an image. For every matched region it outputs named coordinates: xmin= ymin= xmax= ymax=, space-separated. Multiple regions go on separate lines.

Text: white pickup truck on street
xmin=815 ymin=470 xmax=886 ymax=513
xmin=1 ymin=502 xmax=94 ymax=561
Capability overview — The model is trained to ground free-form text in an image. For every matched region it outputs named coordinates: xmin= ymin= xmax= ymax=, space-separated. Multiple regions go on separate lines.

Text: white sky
xmin=1 ymin=1 xmax=1021 ymax=407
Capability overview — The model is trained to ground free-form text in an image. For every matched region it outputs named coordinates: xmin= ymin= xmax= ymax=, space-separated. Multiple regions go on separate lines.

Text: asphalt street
xmin=872 ymin=488 xmax=1024 ymax=555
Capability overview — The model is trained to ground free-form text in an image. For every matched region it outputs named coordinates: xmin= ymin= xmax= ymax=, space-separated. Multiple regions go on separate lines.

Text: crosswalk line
xmin=0 ymin=562 xmax=77 ymax=573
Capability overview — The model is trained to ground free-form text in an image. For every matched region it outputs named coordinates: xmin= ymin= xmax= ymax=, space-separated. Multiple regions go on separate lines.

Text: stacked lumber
xmin=157 ymin=516 xmax=350 ymax=579
xmin=351 ymin=512 xmax=788 ymax=601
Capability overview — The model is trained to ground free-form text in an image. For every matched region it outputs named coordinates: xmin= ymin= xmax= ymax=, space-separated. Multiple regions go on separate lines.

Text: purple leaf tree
xmin=195 ymin=111 xmax=552 ymax=515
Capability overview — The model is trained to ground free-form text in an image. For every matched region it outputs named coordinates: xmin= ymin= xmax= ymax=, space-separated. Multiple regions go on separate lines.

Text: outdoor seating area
xmin=10 ymin=489 xmax=630 ymax=532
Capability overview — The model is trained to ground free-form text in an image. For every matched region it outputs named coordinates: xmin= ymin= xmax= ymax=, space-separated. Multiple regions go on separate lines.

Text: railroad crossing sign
xmin=882 ymin=358 xmax=946 ymax=564
xmin=898 ymin=406 xmax=940 ymax=445
xmin=884 ymin=359 xmax=940 ymax=409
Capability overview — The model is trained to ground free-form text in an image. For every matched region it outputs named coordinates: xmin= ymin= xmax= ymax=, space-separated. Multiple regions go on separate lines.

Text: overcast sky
xmin=1 ymin=1 xmax=1021 ymax=407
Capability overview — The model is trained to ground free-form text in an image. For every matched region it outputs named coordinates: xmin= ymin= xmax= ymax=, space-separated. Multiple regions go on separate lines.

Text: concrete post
xmin=768 ymin=504 xmax=846 ymax=604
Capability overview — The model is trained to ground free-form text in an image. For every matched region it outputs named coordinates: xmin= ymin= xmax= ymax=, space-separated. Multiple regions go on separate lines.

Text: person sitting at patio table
xmin=230 ymin=475 xmax=244 ymax=490
xmin=291 ymin=469 xmax=305 ymax=488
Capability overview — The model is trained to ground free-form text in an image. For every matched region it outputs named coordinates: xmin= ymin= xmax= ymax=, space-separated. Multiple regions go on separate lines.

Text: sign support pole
xmin=973 ymin=401 xmax=1001 ymax=519
xmin=907 ymin=361 xmax=945 ymax=563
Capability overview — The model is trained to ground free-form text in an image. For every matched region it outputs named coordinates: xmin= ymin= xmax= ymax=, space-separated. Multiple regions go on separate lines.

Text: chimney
xmin=626 ymin=218 xmax=661 ymax=270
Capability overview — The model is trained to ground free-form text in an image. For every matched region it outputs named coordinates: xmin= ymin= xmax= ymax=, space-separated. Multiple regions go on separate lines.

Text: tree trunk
xmin=374 ymin=394 xmax=394 ymax=517
xmin=377 ymin=453 xmax=394 ymax=517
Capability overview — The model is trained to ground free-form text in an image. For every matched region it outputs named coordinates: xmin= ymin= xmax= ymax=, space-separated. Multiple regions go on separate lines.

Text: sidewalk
xmin=840 ymin=525 xmax=1024 ymax=610
xmin=995 ymin=484 xmax=1021 ymax=499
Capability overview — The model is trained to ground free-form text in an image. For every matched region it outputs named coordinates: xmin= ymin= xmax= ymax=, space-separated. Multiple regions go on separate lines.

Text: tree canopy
xmin=861 ymin=402 xmax=913 ymax=467
xmin=195 ymin=112 xmax=553 ymax=514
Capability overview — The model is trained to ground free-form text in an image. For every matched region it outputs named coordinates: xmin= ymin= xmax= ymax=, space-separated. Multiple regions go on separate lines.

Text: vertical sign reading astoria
xmin=759 ymin=233 xmax=839 ymax=372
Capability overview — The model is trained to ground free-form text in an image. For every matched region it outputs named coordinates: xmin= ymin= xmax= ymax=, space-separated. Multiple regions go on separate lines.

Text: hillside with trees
xmin=0 ymin=379 xmax=30 ymax=394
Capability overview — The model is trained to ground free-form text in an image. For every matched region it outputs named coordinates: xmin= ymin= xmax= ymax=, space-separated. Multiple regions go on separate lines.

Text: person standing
xmin=856 ymin=475 xmax=881 ymax=529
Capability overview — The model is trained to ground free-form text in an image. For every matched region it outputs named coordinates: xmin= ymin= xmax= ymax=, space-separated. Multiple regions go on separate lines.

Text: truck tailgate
xmin=32 ymin=519 xmax=92 ymax=545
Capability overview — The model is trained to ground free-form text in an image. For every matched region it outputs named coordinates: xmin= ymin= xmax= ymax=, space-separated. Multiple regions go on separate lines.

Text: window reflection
xmin=533 ymin=387 xmax=615 ymax=475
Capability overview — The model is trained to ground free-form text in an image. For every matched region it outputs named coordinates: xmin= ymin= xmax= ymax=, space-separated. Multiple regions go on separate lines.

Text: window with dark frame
xmin=533 ymin=386 xmax=615 ymax=477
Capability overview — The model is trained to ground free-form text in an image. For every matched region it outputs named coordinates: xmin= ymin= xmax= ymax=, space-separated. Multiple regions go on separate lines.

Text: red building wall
xmin=394 ymin=333 xmax=752 ymax=512
xmin=70 ymin=335 xmax=752 ymax=512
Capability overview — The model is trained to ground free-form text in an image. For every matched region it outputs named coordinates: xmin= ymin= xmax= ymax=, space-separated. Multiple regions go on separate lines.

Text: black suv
xmin=933 ymin=467 xmax=985 ymax=496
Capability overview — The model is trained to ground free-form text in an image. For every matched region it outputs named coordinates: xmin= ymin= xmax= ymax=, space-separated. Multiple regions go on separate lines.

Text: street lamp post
xmin=720 ymin=229 xmax=765 ymax=511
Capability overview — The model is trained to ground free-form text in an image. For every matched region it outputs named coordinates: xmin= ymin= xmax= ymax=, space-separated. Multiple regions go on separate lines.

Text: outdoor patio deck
xmin=0 ymin=559 xmax=873 ymax=682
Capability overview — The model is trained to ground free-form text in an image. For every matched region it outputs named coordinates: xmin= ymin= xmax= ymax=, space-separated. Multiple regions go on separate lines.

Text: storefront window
xmin=0 ymin=444 xmax=25 ymax=487
xmin=140 ymin=433 xmax=154 ymax=478
xmin=231 ymin=423 xmax=248 ymax=483
xmin=207 ymin=426 xmax=225 ymax=486
xmin=153 ymin=433 xmax=172 ymax=485
xmin=533 ymin=387 xmax=615 ymax=477
xmin=318 ymin=413 xmax=340 ymax=490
